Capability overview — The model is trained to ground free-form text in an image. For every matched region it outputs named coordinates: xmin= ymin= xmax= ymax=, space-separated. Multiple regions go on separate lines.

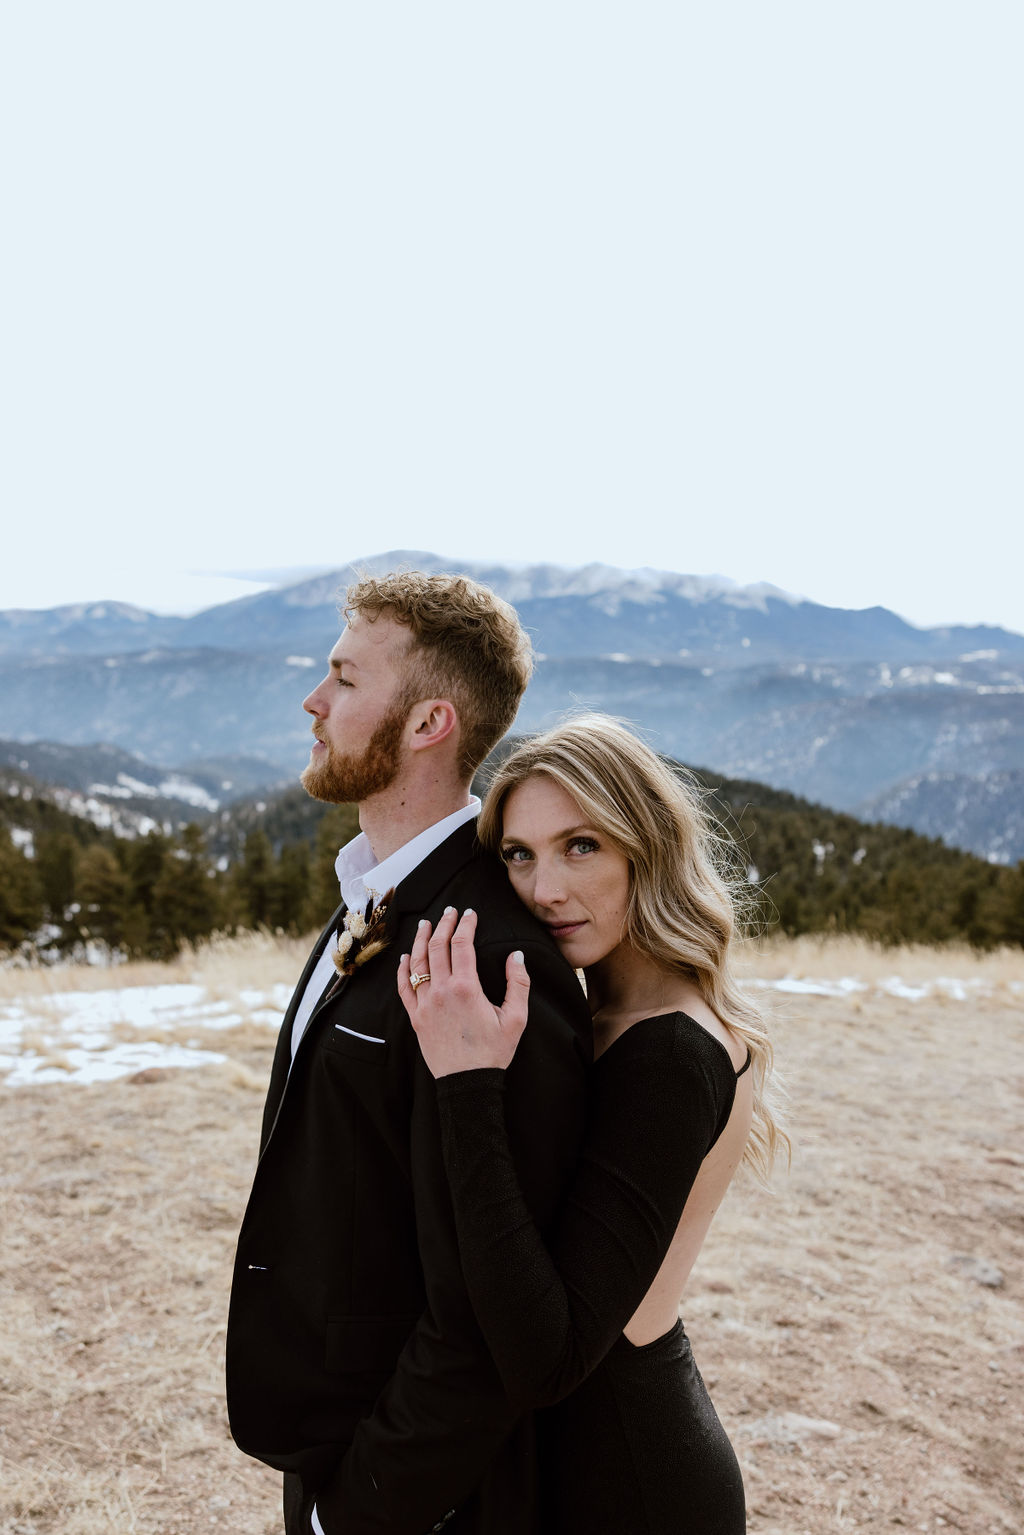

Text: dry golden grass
xmin=0 ymin=929 xmax=313 ymax=1003
xmin=738 ymin=932 xmax=1024 ymax=992
xmin=1 ymin=932 xmax=1022 ymax=1533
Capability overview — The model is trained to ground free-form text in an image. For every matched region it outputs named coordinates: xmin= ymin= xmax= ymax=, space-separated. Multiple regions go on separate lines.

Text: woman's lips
xmin=546 ymin=920 xmax=585 ymax=940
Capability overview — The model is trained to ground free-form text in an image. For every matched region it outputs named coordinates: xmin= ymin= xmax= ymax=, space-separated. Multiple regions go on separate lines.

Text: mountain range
xmin=2 ymin=551 xmax=1021 ymax=863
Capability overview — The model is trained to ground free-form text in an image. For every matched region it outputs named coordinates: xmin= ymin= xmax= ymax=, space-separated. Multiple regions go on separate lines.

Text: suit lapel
xmin=260 ymin=899 xmax=346 ymax=1149
xmin=296 ymin=820 xmax=481 ymax=1040
xmin=268 ymin=821 xmax=483 ymax=1124
xmin=389 ymin=819 xmax=480 ymax=918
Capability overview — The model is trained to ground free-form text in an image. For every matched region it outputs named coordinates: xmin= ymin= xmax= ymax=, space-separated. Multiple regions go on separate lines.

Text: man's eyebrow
xmin=328 ymin=655 xmax=358 ymax=672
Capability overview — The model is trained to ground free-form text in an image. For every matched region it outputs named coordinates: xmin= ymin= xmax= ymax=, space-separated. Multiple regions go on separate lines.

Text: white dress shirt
xmin=289 ymin=796 xmax=481 ymax=1061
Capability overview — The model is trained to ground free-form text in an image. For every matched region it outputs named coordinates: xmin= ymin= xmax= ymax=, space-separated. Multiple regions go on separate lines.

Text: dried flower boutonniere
xmin=331 ymin=888 xmax=395 ymax=983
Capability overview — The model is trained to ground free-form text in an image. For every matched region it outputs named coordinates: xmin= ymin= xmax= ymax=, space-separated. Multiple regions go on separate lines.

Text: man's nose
xmin=303 ymin=682 xmax=328 ymax=717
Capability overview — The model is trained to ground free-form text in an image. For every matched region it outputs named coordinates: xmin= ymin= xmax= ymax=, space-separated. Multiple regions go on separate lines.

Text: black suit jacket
xmin=226 ymin=822 xmax=592 ymax=1534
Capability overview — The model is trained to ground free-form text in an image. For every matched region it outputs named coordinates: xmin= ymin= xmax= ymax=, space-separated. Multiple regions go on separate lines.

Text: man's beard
xmin=300 ymin=703 xmax=408 ymax=805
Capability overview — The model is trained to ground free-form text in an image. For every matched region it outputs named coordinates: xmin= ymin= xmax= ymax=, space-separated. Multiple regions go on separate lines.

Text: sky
xmin=3 ymin=3 xmax=1022 ymax=634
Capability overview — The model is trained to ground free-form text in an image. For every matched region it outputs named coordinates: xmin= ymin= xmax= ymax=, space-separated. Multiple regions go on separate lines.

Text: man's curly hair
xmin=345 ymin=570 xmax=533 ymax=779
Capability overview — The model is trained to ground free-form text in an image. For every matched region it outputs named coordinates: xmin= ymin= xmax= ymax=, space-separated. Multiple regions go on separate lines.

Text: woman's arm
xmin=399 ymin=911 xmax=731 ymax=1410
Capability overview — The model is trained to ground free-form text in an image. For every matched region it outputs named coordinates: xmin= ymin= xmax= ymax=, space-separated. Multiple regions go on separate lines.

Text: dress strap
xmin=735 ymin=1046 xmax=752 ymax=1079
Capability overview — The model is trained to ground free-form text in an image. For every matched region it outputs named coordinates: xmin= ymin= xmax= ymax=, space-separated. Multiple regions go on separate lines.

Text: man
xmin=226 ymin=571 xmax=591 ymax=1535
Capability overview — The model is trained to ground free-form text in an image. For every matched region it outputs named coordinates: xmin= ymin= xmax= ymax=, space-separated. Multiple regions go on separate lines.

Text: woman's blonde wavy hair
xmin=478 ymin=714 xmax=789 ymax=1180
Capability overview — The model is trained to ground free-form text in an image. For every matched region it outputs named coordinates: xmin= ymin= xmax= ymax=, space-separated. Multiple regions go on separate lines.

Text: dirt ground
xmin=1 ymin=936 xmax=1021 ymax=1534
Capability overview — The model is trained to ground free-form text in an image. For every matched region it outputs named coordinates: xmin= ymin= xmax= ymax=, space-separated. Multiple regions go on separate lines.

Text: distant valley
xmin=1 ymin=551 xmax=1022 ymax=863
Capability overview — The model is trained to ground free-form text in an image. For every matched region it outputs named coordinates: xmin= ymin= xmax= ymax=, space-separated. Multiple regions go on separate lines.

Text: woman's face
xmin=499 ymin=775 xmax=631 ymax=970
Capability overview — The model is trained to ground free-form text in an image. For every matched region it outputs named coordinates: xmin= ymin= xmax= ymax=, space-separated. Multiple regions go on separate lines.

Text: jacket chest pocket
xmin=323 ymin=1023 xmax=391 ymax=1063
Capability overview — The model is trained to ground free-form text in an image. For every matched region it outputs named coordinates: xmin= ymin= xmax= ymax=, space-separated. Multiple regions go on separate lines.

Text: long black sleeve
xmin=435 ymin=1013 xmax=736 ymax=1411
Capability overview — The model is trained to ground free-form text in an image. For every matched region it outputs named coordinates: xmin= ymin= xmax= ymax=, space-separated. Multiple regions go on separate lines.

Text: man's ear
xmin=407 ymin=698 xmax=459 ymax=752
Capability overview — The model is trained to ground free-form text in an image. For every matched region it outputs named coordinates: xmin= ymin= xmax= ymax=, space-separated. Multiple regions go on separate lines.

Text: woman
xmin=398 ymin=715 xmax=787 ymax=1534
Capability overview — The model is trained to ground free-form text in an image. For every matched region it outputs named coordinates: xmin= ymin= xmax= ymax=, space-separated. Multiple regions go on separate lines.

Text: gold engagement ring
xmin=409 ymin=971 xmax=431 ymax=991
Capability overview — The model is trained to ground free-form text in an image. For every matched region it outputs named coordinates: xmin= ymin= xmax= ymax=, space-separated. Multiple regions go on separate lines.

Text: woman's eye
xmin=501 ymin=846 xmax=531 ymax=865
xmin=568 ymin=837 xmax=599 ymax=855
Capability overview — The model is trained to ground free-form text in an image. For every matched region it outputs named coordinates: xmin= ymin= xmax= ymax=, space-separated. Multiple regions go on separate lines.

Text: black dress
xmin=435 ymin=1011 xmax=748 ymax=1534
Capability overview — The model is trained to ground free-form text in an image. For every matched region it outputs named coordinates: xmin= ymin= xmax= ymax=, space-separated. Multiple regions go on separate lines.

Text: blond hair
xmin=345 ymin=570 xmax=533 ymax=778
xmin=478 ymin=714 xmax=789 ymax=1180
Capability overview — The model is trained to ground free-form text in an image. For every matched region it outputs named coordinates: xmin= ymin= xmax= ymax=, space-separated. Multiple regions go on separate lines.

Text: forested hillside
xmin=2 ymin=756 xmax=1021 ymax=960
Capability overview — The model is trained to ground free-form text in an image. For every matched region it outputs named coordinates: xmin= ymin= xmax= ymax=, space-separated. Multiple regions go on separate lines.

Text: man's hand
xmin=397 ymin=907 xmax=531 ymax=1078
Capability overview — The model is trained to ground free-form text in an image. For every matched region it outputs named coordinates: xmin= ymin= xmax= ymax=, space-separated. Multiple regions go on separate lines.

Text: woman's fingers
xmin=426 ymin=905 xmax=459 ymax=982
xmin=396 ymin=952 xmax=417 ymax=1017
xmin=498 ymin=949 xmax=531 ymax=1044
xmin=399 ymin=915 xmax=531 ymax=1076
xmin=408 ymin=918 xmax=432 ymax=984
xmin=449 ymin=908 xmax=479 ymax=983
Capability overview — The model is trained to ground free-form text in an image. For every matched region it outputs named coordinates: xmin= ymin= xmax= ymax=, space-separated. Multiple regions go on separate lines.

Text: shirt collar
xmin=334 ymin=797 xmax=481 ymax=915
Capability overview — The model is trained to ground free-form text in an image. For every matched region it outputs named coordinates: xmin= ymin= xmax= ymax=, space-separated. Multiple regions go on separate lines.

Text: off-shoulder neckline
xmin=594 ymin=1010 xmax=749 ymax=1079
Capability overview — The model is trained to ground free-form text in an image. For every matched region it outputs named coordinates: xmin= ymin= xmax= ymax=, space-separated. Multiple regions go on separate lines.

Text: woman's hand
xmin=397 ymin=907 xmax=531 ymax=1078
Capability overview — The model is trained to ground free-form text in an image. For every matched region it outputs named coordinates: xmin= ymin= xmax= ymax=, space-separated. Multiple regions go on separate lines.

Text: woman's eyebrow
xmin=502 ymin=824 xmax=596 ymax=845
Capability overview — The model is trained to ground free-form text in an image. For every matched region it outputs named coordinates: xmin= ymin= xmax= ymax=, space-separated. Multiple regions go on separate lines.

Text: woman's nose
xmin=532 ymin=862 xmax=567 ymax=907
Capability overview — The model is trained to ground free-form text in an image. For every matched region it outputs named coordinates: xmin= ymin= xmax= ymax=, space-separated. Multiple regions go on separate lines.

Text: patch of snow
xmin=157 ymin=775 xmax=219 ymax=811
xmin=881 ymin=978 xmax=930 ymax=1001
xmin=749 ymin=974 xmax=992 ymax=1002
xmin=1 ymin=1041 xmax=226 ymax=1087
xmin=10 ymin=828 xmax=34 ymax=857
xmin=751 ymin=977 xmax=867 ymax=998
xmin=0 ymin=977 xmax=294 ymax=1088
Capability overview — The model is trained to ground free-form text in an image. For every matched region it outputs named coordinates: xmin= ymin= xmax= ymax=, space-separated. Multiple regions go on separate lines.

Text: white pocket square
xmin=334 ymin=1024 xmax=386 ymax=1044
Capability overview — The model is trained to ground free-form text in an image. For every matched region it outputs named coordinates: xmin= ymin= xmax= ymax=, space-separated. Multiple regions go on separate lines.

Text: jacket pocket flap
xmin=325 ymin=1315 xmax=416 ymax=1373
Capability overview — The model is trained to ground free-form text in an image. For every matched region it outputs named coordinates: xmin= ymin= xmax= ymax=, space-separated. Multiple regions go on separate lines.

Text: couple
xmin=226 ymin=569 xmax=783 ymax=1534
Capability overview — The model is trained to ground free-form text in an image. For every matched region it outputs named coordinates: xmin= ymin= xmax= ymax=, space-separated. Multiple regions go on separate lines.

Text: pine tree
xmin=0 ymin=830 xmax=44 ymax=946
xmin=75 ymin=844 xmax=128 ymax=948
xmin=150 ymin=825 xmax=222 ymax=955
